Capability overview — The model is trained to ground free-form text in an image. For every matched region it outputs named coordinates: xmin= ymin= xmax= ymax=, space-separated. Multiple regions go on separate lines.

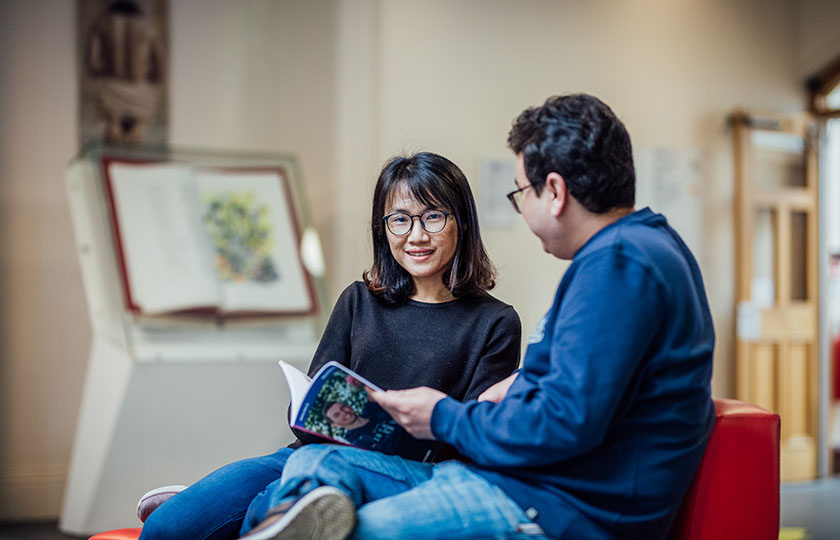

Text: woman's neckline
xmin=407 ymin=296 xmax=460 ymax=307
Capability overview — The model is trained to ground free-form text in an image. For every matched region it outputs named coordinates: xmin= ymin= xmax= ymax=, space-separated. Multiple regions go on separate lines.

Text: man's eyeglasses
xmin=506 ymin=181 xmax=544 ymax=214
xmin=383 ymin=210 xmax=453 ymax=236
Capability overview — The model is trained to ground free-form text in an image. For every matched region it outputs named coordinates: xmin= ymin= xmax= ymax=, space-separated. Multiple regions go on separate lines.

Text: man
xmin=239 ymin=94 xmax=715 ymax=540
xmin=323 ymin=401 xmax=398 ymax=454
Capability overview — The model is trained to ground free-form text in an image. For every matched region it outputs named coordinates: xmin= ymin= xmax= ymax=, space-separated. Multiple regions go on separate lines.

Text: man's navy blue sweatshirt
xmin=432 ymin=208 xmax=715 ymax=539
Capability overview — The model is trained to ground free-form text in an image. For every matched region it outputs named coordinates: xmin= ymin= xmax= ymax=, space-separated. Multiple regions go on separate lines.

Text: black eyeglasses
xmin=506 ymin=181 xmax=544 ymax=214
xmin=383 ymin=209 xmax=453 ymax=236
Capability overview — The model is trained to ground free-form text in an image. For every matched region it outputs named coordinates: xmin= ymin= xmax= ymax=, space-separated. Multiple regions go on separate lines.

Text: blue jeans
xmin=241 ymin=444 xmax=549 ymax=540
xmin=139 ymin=447 xmax=293 ymax=540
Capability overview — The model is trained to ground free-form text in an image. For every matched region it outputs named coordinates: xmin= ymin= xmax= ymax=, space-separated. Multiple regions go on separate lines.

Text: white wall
xmin=2 ymin=0 xmax=840 ymax=520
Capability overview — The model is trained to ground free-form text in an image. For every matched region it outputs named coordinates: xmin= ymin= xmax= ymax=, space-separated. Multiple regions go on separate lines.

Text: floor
xmin=0 ymin=521 xmax=82 ymax=540
xmin=0 ymin=478 xmax=838 ymax=539
xmin=780 ymin=477 xmax=840 ymax=540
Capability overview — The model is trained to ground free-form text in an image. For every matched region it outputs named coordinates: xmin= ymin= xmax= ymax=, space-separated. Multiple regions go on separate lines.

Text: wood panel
xmin=732 ymin=112 xmax=819 ymax=481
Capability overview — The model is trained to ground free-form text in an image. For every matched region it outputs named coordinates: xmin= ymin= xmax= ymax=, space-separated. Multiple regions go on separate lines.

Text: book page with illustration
xmin=196 ymin=169 xmax=313 ymax=314
xmin=103 ymin=159 xmax=316 ymax=316
xmin=106 ymin=161 xmax=219 ymax=314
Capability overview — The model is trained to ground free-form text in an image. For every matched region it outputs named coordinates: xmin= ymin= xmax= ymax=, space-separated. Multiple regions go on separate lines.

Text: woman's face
xmin=384 ymin=186 xmax=458 ymax=287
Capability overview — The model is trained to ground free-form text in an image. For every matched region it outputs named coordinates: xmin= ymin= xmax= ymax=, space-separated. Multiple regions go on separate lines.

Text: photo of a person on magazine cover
xmin=323 ymin=401 xmax=399 ymax=453
xmin=307 ymin=370 xmax=401 ymax=454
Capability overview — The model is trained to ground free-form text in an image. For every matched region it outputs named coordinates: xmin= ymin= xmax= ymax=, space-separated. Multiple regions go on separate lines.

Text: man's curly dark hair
xmin=507 ymin=94 xmax=635 ymax=213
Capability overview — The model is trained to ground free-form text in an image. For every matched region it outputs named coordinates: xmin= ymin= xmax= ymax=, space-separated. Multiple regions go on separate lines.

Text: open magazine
xmin=280 ymin=361 xmax=441 ymax=462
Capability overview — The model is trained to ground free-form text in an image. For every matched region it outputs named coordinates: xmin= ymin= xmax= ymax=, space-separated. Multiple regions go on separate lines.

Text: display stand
xmin=59 ymin=145 xmax=327 ymax=535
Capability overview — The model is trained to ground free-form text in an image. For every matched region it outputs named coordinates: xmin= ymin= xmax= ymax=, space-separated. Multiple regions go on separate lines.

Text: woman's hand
xmin=477 ymin=372 xmax=518 ymax=403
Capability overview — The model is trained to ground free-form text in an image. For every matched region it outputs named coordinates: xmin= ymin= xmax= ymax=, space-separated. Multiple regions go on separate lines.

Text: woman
xmin=139 ymin=152 xmax=521 ymax=540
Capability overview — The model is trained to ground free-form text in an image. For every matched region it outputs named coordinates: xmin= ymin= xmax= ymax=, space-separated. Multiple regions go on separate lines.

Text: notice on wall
xmin=478 ymin=157 xmax=518 ymax=227
xmin=736 ymin=301 xmax=762 ymax=342
xmin=634 ymin=146 xmax=705 ymax=259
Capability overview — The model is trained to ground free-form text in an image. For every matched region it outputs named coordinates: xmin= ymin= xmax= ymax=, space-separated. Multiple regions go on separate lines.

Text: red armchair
xmin=89 ymin=399 xmax=781 ymax=540
xmin=89 ymin=529 xmax=143 ymax=540
xmin=668 ymin=398 xmax=781 ymax=540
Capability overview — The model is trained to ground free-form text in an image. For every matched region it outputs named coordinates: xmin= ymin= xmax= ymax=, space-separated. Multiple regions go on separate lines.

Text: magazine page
xmin=106 ymin=161 xmax=220 ymax=314
xmin=279 ymin=361 xmax=312 ymax=422
xmin=195 ymin=168 xmax=316 ymax=315
xmin=293 ymin=362 xmax=440 ymax=462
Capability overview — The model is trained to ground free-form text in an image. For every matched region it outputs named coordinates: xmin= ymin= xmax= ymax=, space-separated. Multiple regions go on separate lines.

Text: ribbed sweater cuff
xmin=430 ymin=396 xmax=463 ymax=442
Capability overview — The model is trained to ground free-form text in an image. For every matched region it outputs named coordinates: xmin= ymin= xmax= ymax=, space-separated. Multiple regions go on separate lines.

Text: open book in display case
xmin=102 ymin=157 xmax=317 ymax=318
xmin=65 ymin=144 xmax=328 ymax=361
xmin=61 ymin=144 xmax=327 ymax=535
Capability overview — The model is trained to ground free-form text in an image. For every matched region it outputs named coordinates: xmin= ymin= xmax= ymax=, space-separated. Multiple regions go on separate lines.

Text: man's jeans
xmin=139 ymin=447 xmax=293 ymax=540
xmin=241 ymin=444 xmax=549 ymax=540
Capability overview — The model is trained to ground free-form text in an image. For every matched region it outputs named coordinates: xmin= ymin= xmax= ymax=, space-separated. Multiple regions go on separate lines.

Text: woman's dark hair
xmin=507 ymin=94 xmax=635 ymax=213
xmin=363 ymin=152 xmax=496 ymax=305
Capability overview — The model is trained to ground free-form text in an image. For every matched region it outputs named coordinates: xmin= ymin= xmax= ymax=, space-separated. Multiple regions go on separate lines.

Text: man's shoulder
xmin=579 ymin=214 xmax=688 ymax=275
xmin=564 ymin=218 xmax=687 ymax=305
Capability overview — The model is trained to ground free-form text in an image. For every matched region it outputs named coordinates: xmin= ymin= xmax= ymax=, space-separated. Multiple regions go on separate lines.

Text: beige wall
xmin=1 ymin=0 xmax=838 ymax=520
xmin=0 ymin=0 xmax=83 ymax=519
xmin=167 ymin=0 xmax=337 ymax=241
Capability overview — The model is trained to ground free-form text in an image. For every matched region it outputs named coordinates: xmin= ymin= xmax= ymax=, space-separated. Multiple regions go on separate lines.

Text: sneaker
xmin=136 ymin=484 xmax=187 ymax=522
xmin=240 ymin=485 xmax=355 ymax=540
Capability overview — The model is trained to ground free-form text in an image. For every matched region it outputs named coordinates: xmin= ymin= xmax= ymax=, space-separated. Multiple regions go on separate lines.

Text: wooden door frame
xmin=807 ymin=53 xmax=840 ymax=476
xmin=808 ymin=54 xmax=840 ymax=118
xmin=732 ymin=111 xmax=820 ymax=481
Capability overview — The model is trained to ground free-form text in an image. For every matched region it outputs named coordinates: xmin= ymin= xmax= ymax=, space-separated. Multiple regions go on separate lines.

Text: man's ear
xmin=545 ymin=172 xmax=567 ymax=217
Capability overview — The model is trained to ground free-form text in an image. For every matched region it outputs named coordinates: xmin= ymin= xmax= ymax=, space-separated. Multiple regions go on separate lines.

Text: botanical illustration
xmin=202 ymin=191 xmax=280 ymax=283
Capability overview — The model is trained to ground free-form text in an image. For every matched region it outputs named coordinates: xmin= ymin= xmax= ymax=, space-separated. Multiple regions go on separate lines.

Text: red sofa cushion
xmin=88 ymin=528 xmax=142 ymax=540
xmin=668 ymin=398 xmax=781 ymax=540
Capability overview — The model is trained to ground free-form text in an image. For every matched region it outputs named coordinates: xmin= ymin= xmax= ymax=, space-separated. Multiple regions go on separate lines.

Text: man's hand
xmin=368 ymin=387 xmax=446 ymax=440
xmin=477 ymin=372 xmax=518 ymax=402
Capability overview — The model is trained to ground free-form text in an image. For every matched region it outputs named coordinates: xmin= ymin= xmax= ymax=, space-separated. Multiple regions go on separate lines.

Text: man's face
xmin=514 ymin=153 xmax=551 ymax=253
xmin=325 ymin=403 xmax=358 ymax=427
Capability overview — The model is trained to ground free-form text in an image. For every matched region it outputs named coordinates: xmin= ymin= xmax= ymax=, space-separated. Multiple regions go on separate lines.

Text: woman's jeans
xmin=139 ymin=447 xmax=293 ymax=540
xmin=241 ymin=444 xmax=549 ymax=540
